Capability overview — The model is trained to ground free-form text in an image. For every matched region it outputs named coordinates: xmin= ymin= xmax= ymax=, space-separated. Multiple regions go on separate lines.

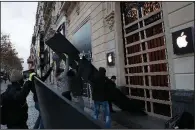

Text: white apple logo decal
xmin=176 ymin=32 xmax=188 ymax=48
xmin=108 ymin=54 xmax=112 ymax=63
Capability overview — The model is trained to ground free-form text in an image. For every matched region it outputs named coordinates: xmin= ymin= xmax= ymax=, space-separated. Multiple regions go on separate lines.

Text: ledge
xmin=60 ymin=2 xmax=77 ymax=16
xmin=171 ymin=89 xmax=195 ymax=116
xmin=112 ymin=111 xmax=166 ymax=129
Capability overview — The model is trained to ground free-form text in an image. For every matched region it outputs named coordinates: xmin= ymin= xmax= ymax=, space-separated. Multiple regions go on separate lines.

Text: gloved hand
xmin=29 ymin=72 xmax=36 ymax=81
xmin=51 ymin=61 xmax=55 ymax=68
xmin=79 ymin=53 xmax=84 ymax=59
xmin=52 ymin=53 xmax=60 ymax=61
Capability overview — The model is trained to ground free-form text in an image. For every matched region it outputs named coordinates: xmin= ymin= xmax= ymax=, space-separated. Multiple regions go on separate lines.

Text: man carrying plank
xmin=91 ymin=67 xmax=111 ymax=129
xmin=54 ymin=53 xmax=72 ymax=100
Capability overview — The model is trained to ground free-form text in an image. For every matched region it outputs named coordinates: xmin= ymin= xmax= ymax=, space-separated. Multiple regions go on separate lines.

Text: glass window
xmin=72 ymin=21 xmax=92 ymax=54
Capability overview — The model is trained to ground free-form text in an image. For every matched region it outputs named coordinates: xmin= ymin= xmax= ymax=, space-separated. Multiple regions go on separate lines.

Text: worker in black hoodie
xmin=92 ymin=67 xmax=111 ymax=129
xmin=1 ymin=69 xmax=32 ymax=129
xmin=29 ymin=63 xmax=54 ymax=129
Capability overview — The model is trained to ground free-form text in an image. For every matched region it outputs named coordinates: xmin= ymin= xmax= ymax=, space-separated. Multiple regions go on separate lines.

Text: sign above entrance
xmin=172 ymin=27 xmax=194 ymax=55
xmin=106 ymin=52 xmax=115 ymax=66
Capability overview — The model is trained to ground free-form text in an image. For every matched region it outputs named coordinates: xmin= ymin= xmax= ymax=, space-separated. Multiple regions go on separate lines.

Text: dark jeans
xmin=34 ymin=102 xmax=44 ymax=129
xmin=62 ymin=91 xmax=72 ymax=101
xmin=108 ymin=101 xmax=114 ymax=112
xmin=93 ymin=101 xmax=111 ymax=128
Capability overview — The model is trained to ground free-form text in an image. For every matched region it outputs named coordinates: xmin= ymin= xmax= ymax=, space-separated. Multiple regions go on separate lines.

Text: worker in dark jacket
xmin=92 ymin=67 xmax=111 ymax=129
xmin=108 ymin=76 xmax=117 ymax=113
xmin=67 ymin=54 xmax=84 ymax=98
xmin=29 ymin=63 xmax=54 ymax=129
xmin=55 ymin=54 xmax=72 ymax=101
xmin=67 ymin=68 xmax=84 ymax=109
xmin=66 ymin=54 xmax=84 ymax=109
xmin=1 ymin=69 xmax=32 ymax=129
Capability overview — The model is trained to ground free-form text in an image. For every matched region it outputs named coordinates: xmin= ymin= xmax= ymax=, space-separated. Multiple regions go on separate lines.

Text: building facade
xmin=27 ymin=35 xmax=36 ymax=70
xmin=33 ymin=1 xmax=195 ymax=120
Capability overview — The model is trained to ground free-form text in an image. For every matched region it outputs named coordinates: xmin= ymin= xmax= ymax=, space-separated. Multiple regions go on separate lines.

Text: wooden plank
xmin=124 ymin=9 xmax=162 ymax=29
xmin=34 ymin=77 xmax=104 ymax=129
xmin=125 ymin=72 xmax=168 ymax=76
xmin=126 ymin=85 xmax=170 ymax=90
xmin=125 ymin=19 xmax=163 ymax=38
xmin=128 ymin=95 xmax=172 ymax=105
xmin=138 ymin=22 xmax=147 ymax=112
xmin=125 ymin=33 xmax=165 ymax=47
xmin=126 ymin=46 xmax=166 ymax=58
xmin=125 ymin=60 xmax=167 ymax=68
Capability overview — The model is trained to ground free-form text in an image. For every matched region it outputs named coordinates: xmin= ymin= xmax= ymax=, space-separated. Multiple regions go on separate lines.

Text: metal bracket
xmin=79 ymin=50 xmax=93 ymax=62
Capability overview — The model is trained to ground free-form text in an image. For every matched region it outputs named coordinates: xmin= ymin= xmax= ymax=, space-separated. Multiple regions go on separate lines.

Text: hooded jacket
xmin=1 ymin=79 xmax=32 ymax=126
xmin=92 ymin=67 xmax=108 ymax=102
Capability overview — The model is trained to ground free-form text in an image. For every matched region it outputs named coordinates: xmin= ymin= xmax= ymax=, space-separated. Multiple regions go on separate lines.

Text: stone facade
xmin=163 ymin=2 xmax=194 ymax=91
xmin=162 ymin=2 xmax=195 ymax=117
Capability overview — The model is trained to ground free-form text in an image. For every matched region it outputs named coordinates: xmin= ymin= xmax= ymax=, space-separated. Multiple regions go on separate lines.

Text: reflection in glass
xmin=123 ymin=2 xmax=139 ymax=25
xmin=142 ymin=2 xmax=160 ymax=16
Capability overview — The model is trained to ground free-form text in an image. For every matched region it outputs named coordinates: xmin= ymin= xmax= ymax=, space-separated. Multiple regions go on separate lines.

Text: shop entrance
xmin=120 ymin=2 xmax=171 ymax=119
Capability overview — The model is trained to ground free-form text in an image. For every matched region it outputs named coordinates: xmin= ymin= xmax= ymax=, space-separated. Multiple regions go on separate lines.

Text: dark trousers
xmin=7 ymin=123 xmax=28 ymax=129
xmin=93 ymin=101 xmax=111 ymax=128
xmin=34 ymin=102 xmax=44 ymax=129
xmin=62 ymin=91 xmax=72 ymax=101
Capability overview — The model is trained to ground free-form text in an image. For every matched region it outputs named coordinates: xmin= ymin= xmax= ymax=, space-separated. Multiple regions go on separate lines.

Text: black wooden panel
xmin=34 ymin=77 xmax=104 ymax=129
